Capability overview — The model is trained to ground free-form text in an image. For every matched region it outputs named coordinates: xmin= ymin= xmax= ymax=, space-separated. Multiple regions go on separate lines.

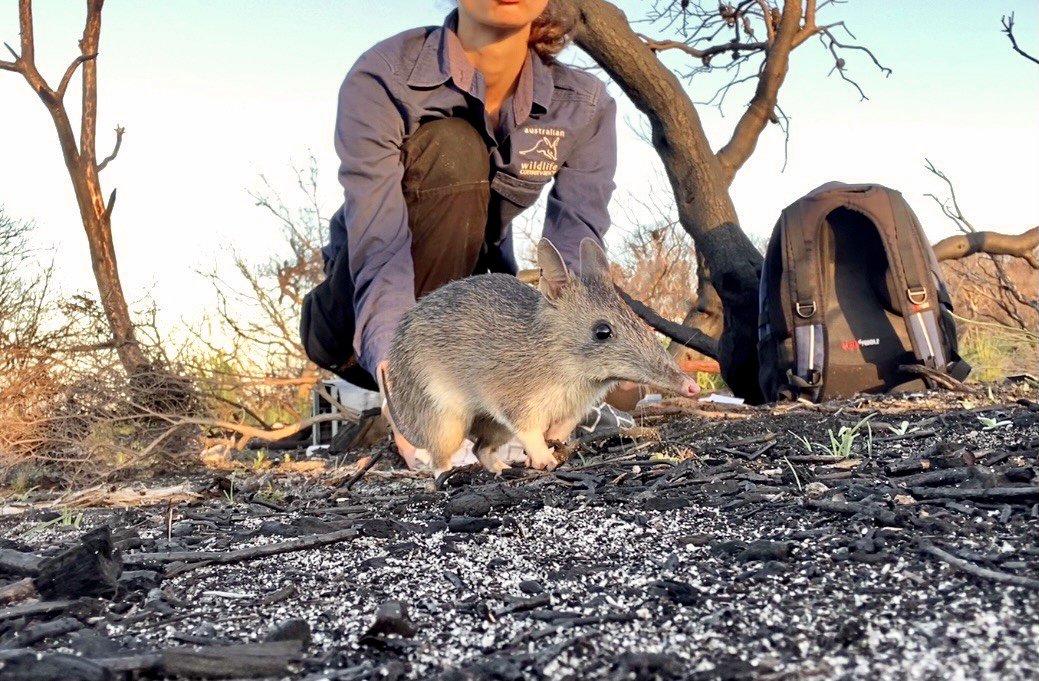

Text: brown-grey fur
xmin=384 ymin=238 xmax=694 ymax=476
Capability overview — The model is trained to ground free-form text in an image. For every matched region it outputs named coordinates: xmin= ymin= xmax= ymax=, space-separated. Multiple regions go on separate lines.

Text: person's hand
xmin=376 ymin=360 xmax=418 ymax=469
xmin=606 ymin=380 xmax=642 ymax=411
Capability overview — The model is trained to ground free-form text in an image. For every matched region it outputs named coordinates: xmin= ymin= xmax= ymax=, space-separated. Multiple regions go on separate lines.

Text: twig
xmin=55 ymin=52 xmax=97 ymax=100
xmin=131 ymin=400 xmax=348 ymax=450
xmin=638 ymin=33 xmax=767 ymax=63
xmin=949 ymin=312 xmax=1039 ymax=342
xmin=96 ymin=125 xmax=125 ymax=172
xmin=909 ymin=486 xmax=1038 ymax=502
xmin=341 ymin=448 xmax=386 ymax=490
xmin=1001 ymin=13 xmax=1039 ymax=65
xmin=805 ymin=498 xmax=898 ymax=525
xmin=0 ymin=578 xmax=37 ymax=606
xmin=124 ymin=527 xmax=359 ymax=576
xmin=897 ymin=365 xmax=979 ymax=394
xmin=918 ymin=540 xmax=1039 ymax=590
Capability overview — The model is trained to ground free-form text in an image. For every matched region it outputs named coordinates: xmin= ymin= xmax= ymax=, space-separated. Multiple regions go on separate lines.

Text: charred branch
xmin=1 ymin=0 xmax=150 ymax=376
xmin=634 ymin=2 xmax=890 ymax=185
xmin=96 ymin=125 xmax=125 ymax=172
xmin=925 ymin=160 xmax=1037 ymax=327
xmin=564 ymin=0 xmax=765 ymax=400
xmin=638 ymin=34 xmax=767 ymax=63
xmin=933 ymin=228 xmax=1039 ymax=268
xmin=1002 ymin=13 xmax=1039 ymax=65
xmin=56 ymin=52 xmax=97 ymax=100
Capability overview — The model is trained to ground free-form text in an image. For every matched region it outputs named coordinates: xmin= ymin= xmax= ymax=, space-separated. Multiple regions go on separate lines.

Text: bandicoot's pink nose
xmin=678 ymin=375 xmax=700 ymax=397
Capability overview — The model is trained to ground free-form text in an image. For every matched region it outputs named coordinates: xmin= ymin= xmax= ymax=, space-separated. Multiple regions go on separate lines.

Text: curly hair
xmin=528 ymin=0 xmax=577 ymax=61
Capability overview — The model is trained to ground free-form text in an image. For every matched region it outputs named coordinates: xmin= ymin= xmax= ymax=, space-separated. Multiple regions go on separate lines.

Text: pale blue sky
xmin=1 ymin=1 xmax=1036 ymax=333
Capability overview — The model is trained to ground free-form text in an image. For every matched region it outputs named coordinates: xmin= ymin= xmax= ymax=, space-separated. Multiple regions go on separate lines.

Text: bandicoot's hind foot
xmin=476 ymin=445 xmax=511 ymax=475
xmin=517 ymin=430 xmax=558 ymax=471
xmin=486 ymin=459 xmax=511 ymax=475
xmin=546 ymin=438 xmax=577 ymax=464
xmin=428 ymin=467 xmax=453 ymax=492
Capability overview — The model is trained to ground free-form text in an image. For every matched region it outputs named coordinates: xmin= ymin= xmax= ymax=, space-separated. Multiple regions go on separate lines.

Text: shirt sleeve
xmin=333 ymin=49 xmax=414 ymax=374
xmin=541 ymin=83 xmax=617 ymax=271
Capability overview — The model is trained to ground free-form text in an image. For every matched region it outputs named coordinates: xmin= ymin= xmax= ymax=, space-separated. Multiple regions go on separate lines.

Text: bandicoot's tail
xmin=376 ymin=363 xmax=420 ymax=446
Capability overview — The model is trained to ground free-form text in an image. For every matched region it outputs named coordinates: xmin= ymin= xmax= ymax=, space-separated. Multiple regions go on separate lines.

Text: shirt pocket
xmin=490 ymin=172 xmax=549 ymax=240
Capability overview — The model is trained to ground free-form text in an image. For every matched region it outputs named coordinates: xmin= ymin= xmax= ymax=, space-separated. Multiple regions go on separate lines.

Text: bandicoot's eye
xmin=594 ymin=322 xmax=613 ymax=341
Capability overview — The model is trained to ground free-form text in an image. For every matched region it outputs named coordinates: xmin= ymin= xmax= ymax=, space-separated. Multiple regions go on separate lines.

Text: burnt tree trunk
xmin=1 ymin=0 xmax=149 ymax=376
xmin=75 ymin=1 xmax=149 ymax=374
xmin=568 ymin=0 xmax=767 ymax=402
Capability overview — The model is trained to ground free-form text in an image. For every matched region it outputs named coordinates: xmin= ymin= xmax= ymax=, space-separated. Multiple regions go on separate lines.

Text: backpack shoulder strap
xmin=781 ymin=201 xmax=825 ymax=400
xmin=882 ymin=188 xmax=949 ymax=372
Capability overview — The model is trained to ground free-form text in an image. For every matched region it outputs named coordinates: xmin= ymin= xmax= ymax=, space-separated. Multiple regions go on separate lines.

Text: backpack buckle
xmin=906 ymin=287 xmax=928 ymax=305
xmin=795 ymin=300 xmax=817 ymax=319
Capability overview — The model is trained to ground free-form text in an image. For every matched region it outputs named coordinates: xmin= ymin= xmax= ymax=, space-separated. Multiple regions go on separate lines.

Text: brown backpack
xmin=758 ymin=182 xmax=970 ymax=402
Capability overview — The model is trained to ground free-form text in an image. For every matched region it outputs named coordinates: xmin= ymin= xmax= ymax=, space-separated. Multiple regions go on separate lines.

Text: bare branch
xmin=56 ymin=52 xmax=97 ymax=100
xmin=924 ymin=158 xmax=975 ymax=231
xmin=638 ymin=33 xmax=766 ymax=64
xmin=1002 ymin=13 xmax=1039 ymax=65
xmin=144 ymin=409 xmax=347 ymax=451
xmin=96 ymin=125 xmax=124 ymax=172
xmin=16 ymin=0 xmax=34 ymax=64
xmin=103 ymin=187 xmax=117 ymax=221
xmin=752 ymin=0 xmax=775 ymax=43
xmin=933 ymin=228 xmax=1039 ymax=268
xmin=926 ymin=159 xmax=1037 ymax=327
xmin=0 ymin=40 xmax=19 ymax=71
xmin=715 ymin=0 xmax=801 ymax=184
xmin=803 ymin=0 xmax=817 ymax=35
xmin=79 ymin=0 xmax=104 ymax=161
xmin=817 ymin=25 xmax=891 ymax=101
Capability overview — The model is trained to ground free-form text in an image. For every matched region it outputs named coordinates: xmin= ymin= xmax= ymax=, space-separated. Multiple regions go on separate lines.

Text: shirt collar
xmin=512 ymin=50 xmax=554 ymax=125
xmin=408 ymin=10 xmax=554 ymax=123
xmin=407 ymin=10 xmax=475 ymax=91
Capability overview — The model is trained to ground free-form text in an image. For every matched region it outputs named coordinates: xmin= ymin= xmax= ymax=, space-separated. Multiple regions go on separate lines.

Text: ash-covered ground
xmin=2 ymin=388 xmax=1037 ymax=680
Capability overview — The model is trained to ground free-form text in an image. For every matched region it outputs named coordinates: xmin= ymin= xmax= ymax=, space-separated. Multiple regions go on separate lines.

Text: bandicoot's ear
xmin=537 ymin=238 xmax=570 ymax=301
xmin=579 ymin=237 xmax=611 ymax=284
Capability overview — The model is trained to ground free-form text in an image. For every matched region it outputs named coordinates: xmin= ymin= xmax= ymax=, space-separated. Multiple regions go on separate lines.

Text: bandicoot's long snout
xmin=650 ymin=371 xmax=699 ymax=398
xmin=674 ymin=374 xmax=700 ymax=397
xmin=623 ymin=362 xmax=700 ymax=398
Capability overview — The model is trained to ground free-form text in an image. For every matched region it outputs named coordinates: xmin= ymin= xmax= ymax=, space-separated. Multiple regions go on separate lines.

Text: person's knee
xmin=402 ymin=118 xmax=489 ymax=190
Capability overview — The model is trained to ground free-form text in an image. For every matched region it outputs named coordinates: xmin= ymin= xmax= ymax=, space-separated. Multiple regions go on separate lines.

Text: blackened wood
xmin=124 ymin=528 xmax=358 ymax=576
xmin=885 ymin=458 xmax=932 ymax=476
xmin=0 ymin=549 xmax=43 ymax=578
xmin=785 ymin=455 xmax=844 ymax=464
xmin=0 ymin=648 xmax=110 ymax=680
xmin=160 ymin=640 xmax=302 ymax=678
xmin=873 ymin=429 xmax=938 ymax=443
xmin=0 ymin=616 xmax=82 ymax=650
xmin=0 ymin=578 xmax=37 ymax=606
xmin=911 ymin=486 xmax=1038 ymax=502
xmin=34 ymin=527 xmax=121 ymax=599
xmin=94 ymin=653 xmax=163 ymax=674
xmin=805 ymin=499 xmax=899 ymax=526
xmin=0 ymin=600 xmax=76 ymax=622
xmin=896 ymin=468 xmax=971 ymax=487
xmin=918 ymin=541 xmax=1039 ymax=590
xmin=616 ymin=288 xmax=718 ymax=357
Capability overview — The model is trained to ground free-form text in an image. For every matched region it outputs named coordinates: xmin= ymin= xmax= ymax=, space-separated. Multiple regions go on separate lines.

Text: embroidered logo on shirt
xmin=520 ymin=136 xmax=560 ymax=161
xmin=519 ymin=127 xmax=565 ymax=177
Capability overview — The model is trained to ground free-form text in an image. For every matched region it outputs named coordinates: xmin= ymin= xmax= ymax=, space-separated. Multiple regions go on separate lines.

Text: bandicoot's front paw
xmin=527 ymin=451 xmax=558 ymax=471
xmin=488 ymin=460 xmax=512 ymax=475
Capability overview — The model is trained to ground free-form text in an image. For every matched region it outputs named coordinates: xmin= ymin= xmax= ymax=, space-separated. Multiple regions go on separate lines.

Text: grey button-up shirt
xmin=326 ymin=11 xmax=617 ymax=374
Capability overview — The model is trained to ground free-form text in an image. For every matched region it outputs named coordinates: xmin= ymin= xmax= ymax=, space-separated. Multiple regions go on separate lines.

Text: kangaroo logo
xmin=519 ymin=136 xmax=560 ymax=162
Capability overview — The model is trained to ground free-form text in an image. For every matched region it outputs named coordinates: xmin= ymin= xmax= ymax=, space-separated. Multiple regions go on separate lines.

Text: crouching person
xmin=300 ymin=0 xmax=638 ymax=467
